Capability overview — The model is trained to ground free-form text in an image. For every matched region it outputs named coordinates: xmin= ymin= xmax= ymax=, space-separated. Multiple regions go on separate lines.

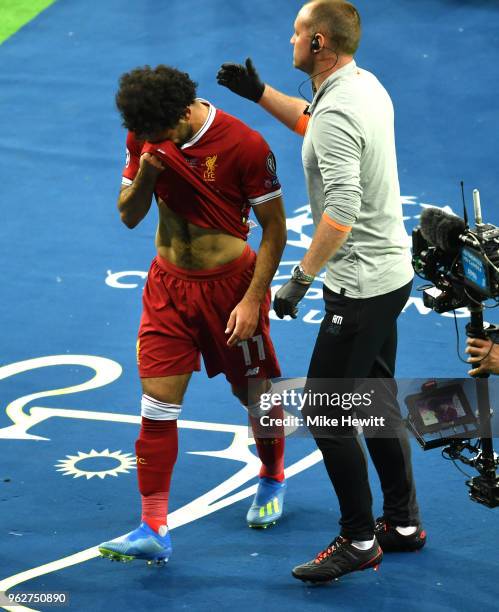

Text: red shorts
xmin=137 ymin=245 xmax=281 ymax=386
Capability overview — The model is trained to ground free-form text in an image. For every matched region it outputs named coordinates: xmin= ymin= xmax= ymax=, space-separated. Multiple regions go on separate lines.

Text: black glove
xmin=217 ymin=57 xmax=265 ymax=102
xmin=273 ymin=280 xmax=310 ymax=319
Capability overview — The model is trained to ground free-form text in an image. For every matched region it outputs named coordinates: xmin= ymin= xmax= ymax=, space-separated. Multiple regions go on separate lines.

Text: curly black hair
xmin=116 ymin=65 xmax=197 ymax=135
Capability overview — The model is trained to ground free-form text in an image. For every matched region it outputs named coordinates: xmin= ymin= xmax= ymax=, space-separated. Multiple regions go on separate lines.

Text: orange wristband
xmin=322 ymin=213 xmax=352 ymax=232
xmin=294 ymin=114 xmax=310 ymax=136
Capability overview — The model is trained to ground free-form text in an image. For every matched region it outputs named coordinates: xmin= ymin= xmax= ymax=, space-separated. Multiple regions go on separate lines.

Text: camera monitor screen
xmin=405 ymin=384 xmax=476 ymax=435
xmin=461 ymin=247 xmax=491 ymax=296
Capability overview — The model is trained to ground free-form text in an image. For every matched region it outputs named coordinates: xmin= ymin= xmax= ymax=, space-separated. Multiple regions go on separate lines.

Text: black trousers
xmin=302 ymin=280 xmax=420 ymax=540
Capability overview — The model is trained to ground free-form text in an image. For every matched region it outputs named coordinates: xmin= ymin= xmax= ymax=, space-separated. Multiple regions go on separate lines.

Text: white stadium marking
xmin=54 ymin=448 xmax=136 ymax=480
xmin=0 ymin=355 xmax=321 ymax=611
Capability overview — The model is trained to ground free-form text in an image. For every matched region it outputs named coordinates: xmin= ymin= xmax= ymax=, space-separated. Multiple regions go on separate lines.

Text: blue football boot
xmin=246 ymin=477 xmax=286 ymax=528
xmin=98 ymin=522 xmax=172 ymax=566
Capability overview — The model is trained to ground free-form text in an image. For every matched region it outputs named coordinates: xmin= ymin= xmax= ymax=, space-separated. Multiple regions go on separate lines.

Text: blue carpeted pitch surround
xmin=1 ymin=0 xmax=499 ymax=610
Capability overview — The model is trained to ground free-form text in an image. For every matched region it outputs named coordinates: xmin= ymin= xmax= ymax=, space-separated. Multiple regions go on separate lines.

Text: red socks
xmin=135 ymin=401 xmax=285 ymax=535
xmin=250 ymin=404 xmax=285 ymax=482
xmin=135 ymin=417 xmax=178 ymax=533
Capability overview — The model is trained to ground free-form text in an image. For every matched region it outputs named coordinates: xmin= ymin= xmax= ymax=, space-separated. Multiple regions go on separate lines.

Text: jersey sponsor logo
xmin=203 ymin=155 xmax=218 ymax=181
xmin=266 ymin=151 xmax=277 ymax=176
xmin=125 ymin=148 xmax=130 ymax=168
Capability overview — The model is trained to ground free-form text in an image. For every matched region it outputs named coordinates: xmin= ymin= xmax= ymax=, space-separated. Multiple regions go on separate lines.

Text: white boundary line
xmin=0 ymin=356 xmax=321 ymax=611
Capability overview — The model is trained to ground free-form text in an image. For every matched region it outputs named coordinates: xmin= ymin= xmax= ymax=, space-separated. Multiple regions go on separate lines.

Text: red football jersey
xmin=121 ymin=100 xmax=282 ymax=240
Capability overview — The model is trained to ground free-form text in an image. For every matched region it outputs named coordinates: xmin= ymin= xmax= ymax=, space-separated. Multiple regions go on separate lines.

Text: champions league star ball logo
xmin=285 ymin=204 xmax=315 ymax=250
xmin=272 ymin=197 xmax=459 ymax=324
xmin=401 ymin=195 xmax=456 ymax=245
xmin=103 ymin=196 xmax=460 ymax=324
xmin=285 ymin=197 xmax=456 ymax=252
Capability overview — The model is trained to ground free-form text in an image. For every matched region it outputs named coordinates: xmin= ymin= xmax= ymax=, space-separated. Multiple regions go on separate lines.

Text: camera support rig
xmin=411 ymin=188 xmax=499 ymax=507
xmin=460 ymin=304 xmax=499 ymax=507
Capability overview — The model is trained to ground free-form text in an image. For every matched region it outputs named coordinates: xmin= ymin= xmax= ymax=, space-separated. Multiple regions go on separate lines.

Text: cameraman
xmin=466 ymin=337 xmax=499 ymax=376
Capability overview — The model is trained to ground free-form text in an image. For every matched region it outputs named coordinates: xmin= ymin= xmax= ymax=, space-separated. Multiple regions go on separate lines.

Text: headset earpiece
xmin=311 ymin=34 xmax=321 ymax=52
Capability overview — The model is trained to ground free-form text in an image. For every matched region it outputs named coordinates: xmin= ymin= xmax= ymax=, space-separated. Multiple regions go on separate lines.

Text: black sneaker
xmin=375 ymin=517 xmax=426 ymax=552
xmin=291 ymin=536 xmax=383 ymax=583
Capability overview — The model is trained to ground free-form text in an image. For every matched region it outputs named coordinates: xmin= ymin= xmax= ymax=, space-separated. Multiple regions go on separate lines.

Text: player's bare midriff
xmin=155 ymin=198 xmax=246 ymax=270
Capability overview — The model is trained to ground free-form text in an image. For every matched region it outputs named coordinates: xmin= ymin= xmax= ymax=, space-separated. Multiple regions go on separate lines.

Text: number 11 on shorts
xmin=238 ymin=334 xmax=266 ymax=366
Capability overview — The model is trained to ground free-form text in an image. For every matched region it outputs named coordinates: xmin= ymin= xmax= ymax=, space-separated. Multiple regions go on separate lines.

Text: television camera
xmin=409 ymin=188 xmax=499 ymax=507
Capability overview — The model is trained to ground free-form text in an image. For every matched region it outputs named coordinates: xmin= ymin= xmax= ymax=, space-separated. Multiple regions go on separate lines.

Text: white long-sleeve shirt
xmin=302 ymin=59 xmax=413 ymax=298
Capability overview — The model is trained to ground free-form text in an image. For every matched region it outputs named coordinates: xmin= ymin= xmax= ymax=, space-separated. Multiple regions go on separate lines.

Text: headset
xmin=310 ymin=33 xmax=321 ymax=52
xmin=298 ymin=32 xmax=339 ymax=101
